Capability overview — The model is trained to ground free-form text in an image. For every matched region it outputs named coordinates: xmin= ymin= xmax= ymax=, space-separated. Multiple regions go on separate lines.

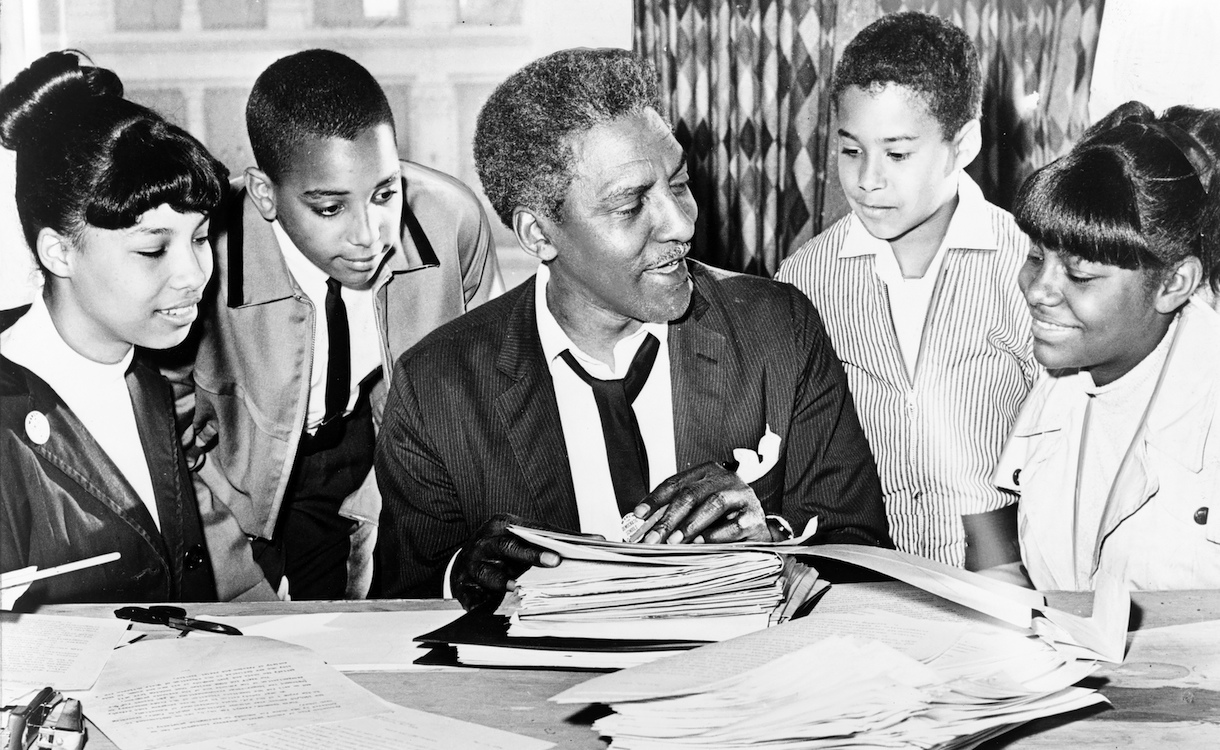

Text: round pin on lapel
xmin=25 ymin=410 xmax=50 ymax=445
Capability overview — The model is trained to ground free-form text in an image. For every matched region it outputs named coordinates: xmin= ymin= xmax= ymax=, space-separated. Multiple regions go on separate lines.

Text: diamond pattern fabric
xmin=635 ymin=0 xmax=1105 ymax=274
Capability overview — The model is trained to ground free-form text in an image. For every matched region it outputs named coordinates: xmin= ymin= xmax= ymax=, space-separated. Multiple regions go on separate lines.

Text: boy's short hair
xmin=473 ymin=47 xmax=664 ymax=228
xmin=833 ymin=11 xmax=982 ymax=139
xmin=246 ymin=49 xmax=395 ymax=182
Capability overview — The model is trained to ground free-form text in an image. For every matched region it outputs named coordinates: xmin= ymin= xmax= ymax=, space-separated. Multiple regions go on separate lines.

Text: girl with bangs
xmin=0 ymin=51 xmax=275 ymax=605
xmin=972 ymin=101 xmax=1220 ymax=591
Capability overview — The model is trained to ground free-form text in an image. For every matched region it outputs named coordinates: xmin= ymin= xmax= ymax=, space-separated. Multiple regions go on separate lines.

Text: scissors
xmin=114 ymin=605 xmax=243 ymax=636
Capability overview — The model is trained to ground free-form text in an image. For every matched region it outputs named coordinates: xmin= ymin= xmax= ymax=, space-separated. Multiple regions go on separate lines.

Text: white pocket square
xmin=733 ymin=424 xmax=781 ymax=484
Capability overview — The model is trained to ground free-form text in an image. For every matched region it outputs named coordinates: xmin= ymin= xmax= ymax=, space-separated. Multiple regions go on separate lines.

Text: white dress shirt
xmin=1 ymin=295 xmax=159 ymax=529
xmin=534 ymin=263 xmax=677 ymax=542
xmin=272 ymin=221 xmax=381 ymax=431
xmin=442 ymin=265 xmax=680 ymax=596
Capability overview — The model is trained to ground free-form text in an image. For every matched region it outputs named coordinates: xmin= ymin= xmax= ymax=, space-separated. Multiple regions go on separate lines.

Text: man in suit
xmin=374 ymin=48 xmax=889 ymax=609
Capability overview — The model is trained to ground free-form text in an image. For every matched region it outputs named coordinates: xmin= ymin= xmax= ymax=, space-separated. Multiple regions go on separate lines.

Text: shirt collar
xmin=534 ymin=263 xmax=667 ymax=379
xmin=272 ymin=219 xmax=330 ymax=301
xmin=2 ymin=293 xmax=133 ymax=384
xmin=838 ymin=172 xmax=1000 ymax=259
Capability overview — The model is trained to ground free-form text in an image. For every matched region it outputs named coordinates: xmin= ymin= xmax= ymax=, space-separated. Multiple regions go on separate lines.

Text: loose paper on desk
xmin=554 ymin=615 xmax=1105 ymax=749
xmin=551 ymin=606 xmax=1084 ymax=705
xmin=805 ymin=544 xmax=1045 ymax=628
xmin=194 ymin=610 xmax=462 ymax=671
xmin=1033 ymin=564 xmax=1130 ymax=663
xmin=0 ymin=611 xmax=129 ymax=700
xmin=170 ymin=704 xmax=554 ymax=750
xmin=807 ymin=546 xmax=1129 ymax=662
xmin=79 ymin=634 xmax=548 ymax=750
xmin=81 ymin=636 xmax=381 ymax=749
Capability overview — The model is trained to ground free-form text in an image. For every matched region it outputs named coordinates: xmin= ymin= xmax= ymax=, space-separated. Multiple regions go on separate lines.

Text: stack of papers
xmin=412 ymin=526 xmax=826 ymax=670
xmin=553 ymin=614 xmax=1105 ymax=749
xmin=510 ymin=552 xmax=783 ymax=640
xmin=415 ymin=610 xmax=698 ymax=670
xmin=505 ymin=526 xmax=825 ymax=642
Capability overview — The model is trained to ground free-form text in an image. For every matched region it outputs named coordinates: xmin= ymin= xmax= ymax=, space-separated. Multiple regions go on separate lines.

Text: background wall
xmin=0 ymin=0 xmax=633 ymax=307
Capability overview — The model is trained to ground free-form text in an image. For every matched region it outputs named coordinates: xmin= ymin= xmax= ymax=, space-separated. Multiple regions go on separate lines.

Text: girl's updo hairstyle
xmin=1014 ymin=100 xmax=1220 ymax=295
xmin=0 ymin=50 xmax=228 ymax=270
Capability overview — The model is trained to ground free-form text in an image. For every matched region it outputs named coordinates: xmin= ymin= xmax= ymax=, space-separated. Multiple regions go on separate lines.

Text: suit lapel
xmin=493 ymin=281 xmax=580 ymax=529
xmin=126 ymin=359 xmax=181 ymax=589
xmin=670 ymin=270 xmax=732 ymax=470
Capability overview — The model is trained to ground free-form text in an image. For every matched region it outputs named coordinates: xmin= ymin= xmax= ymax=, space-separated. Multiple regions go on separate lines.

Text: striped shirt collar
xmin=838 ymin=172 xmax=1000 ymax=259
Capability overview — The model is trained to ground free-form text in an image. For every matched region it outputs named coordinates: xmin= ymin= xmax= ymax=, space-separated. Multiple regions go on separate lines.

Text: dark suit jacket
xmin=0 ymin=307 xmax=254 ymax=605
xmin=375 ymin=261 xmax=889 ymax=596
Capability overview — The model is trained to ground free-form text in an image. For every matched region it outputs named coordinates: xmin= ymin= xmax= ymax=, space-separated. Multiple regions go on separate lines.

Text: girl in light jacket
xmin=969 ymin=101 xmax=1220 ymax=591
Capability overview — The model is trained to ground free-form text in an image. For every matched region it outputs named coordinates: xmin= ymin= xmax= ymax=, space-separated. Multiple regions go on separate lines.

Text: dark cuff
xmin=962 ymin=504 xmax=1021 ymax=571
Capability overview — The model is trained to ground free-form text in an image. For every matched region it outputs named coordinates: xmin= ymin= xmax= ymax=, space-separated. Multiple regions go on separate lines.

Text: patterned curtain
xmin=635 ymin=0 xmax=839 ymax=276
xmin=635 ymin=0 xmax=1106 ymax=273
xmin=880 ymin=0 xmax=1104 ymax=209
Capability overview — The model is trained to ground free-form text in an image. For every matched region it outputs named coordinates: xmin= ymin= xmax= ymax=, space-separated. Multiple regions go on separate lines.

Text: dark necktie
xmin=559 ymin=333 xmax=660 ymax=514
xmin=324 ymin=278 xmax=350 ymax=424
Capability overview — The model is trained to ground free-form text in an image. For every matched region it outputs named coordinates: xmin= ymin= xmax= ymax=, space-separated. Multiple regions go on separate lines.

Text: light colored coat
xmin=166 ymin=161 xmax=500 ymax=595
xmin=995 ymin=300 xmax=1220 ymax=590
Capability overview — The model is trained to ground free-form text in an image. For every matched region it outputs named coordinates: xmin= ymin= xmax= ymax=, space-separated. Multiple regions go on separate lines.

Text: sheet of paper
xmin=1033 ymin=566 xmax=1130 ymax=663
xmin=570 ymin=632 xmax=1104 ymax=749
xmin=78 ymin=635 xmax=389 ymax=750
xmin=169 ymin=704 xmax=554 ymax=750
xmin=0 ymin=611 xmax=130 ymax=699
xmin=814 ymin=581 xmax=1021 ymax=626
xmin=551 ymin=611 xmax=965 ymax=705
xmin=804 ymin=545 xmax=1043 ymax=628
xmin=509 ymin=525 xmax=817 ymax=562
xmin=195 ymin=610 xmax=462 ymax=671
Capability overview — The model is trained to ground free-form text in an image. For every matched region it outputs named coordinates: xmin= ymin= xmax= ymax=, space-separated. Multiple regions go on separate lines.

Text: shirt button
xmin=1194 ymin=507 xmax=1209 ymax=525
xmin=1012 ymin=468 xmax=1021 ymax=487
xmin=183 ymin=544 xmax=207 ymax=571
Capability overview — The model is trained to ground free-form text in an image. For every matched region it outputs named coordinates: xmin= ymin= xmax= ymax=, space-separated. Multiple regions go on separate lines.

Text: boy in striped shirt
xmin=776 ymin=12 xmax=1036 ymax=568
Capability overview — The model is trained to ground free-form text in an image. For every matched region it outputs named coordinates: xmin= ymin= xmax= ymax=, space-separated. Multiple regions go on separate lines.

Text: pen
xmin=114 ymin=605 xmax=243 ymax=636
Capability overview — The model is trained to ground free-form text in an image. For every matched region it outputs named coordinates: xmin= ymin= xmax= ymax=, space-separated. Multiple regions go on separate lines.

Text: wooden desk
xmin=36 ymin=586 xmax=1220 ymax=749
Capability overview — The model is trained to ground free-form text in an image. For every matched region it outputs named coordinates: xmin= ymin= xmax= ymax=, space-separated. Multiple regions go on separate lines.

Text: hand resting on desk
xmin=631 ymin=462 xmax=774 ymax=545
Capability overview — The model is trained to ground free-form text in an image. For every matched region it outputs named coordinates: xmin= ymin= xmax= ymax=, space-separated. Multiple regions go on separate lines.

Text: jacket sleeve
xmin=780 ymin=286 xmax=892 ymax=547
xmin=373 ymin=353 xmax=471 ymax=598
xmin=196 ymin=477 xmax=277 ymax=601
xmin=152 ymin=337 xmax=208 ymax=464
xmin=153 ymin=341 xmax=274 ymax=602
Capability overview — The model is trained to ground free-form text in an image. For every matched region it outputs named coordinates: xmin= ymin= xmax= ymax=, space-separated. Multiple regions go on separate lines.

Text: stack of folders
xmin=414 ymin=526 xmax=826 ymax=670
xmin=553 ymin=616 xmax=1106 ymax=749
xmin=505 ymin=526 xmax=825 ymax=642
